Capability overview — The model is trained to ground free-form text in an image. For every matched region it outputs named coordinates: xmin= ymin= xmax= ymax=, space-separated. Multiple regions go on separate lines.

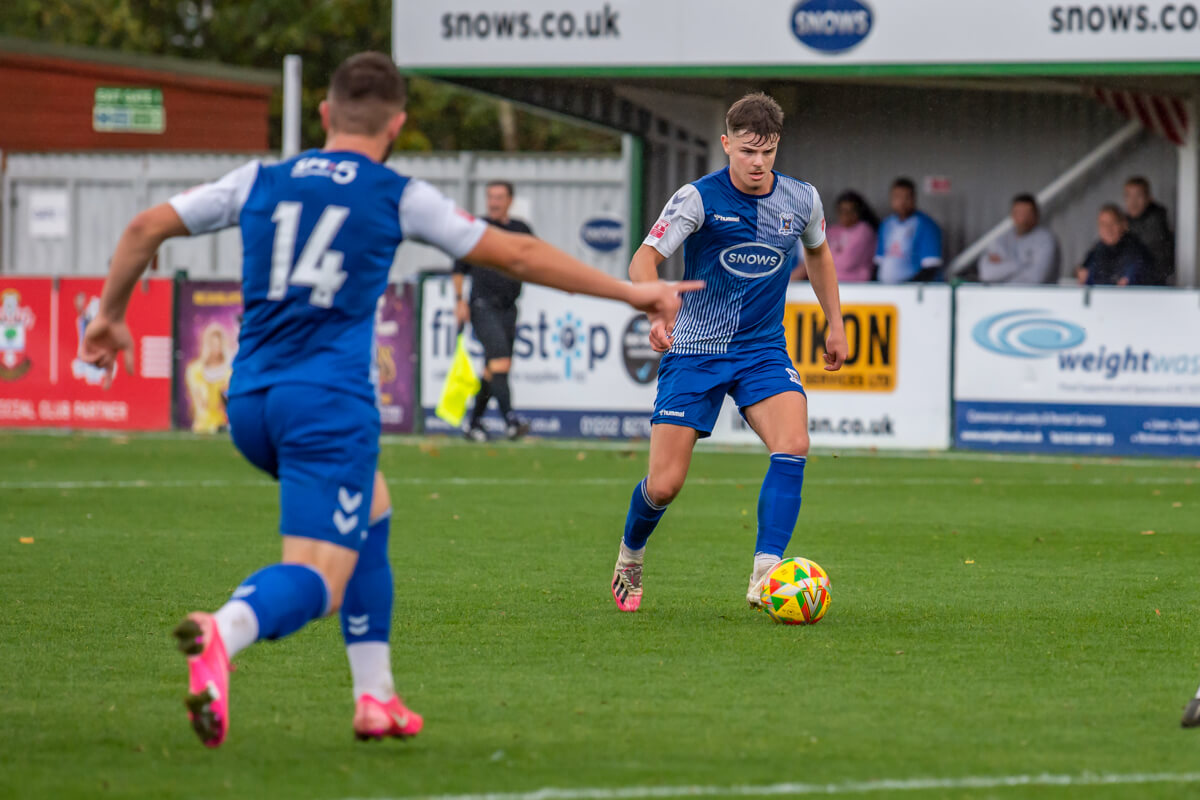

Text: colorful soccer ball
xmin=760 ymin=557 xmax=830 ymax=625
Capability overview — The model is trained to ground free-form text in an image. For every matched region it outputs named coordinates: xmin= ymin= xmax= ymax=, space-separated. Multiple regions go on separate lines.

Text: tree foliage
xmin=0 ymin=0 xmax=617 ymax=153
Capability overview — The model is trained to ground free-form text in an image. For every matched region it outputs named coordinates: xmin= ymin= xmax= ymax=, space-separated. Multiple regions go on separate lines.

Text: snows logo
xmin=972 ymin=310 xmax=1086 ymax=359
xmin=719 ymin=242 xmax=788 ymax=279
xmin=791 ymin=0 xmax=873 ymax=54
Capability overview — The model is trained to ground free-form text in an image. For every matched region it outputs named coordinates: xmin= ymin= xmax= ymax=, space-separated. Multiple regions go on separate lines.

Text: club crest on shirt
xmin=779 ymin=212 xmax=795 ymax=235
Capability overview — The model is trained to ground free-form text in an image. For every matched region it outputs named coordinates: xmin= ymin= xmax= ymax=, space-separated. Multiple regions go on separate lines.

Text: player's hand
xmin=648 ymin=318 xmax=673 ymax=352
xmin=626 ymin=280 xmax=703 ymax=345
xmin=454 ymin=299 xmax=469 ymax=326
xmin=823 ymin=327 xmax=848 ymax=372
xmin=79 ymin=313 xmax=135 ymax=389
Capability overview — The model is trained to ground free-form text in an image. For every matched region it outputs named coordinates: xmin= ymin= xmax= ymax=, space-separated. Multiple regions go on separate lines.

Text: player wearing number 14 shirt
xmin=79 ymin=52 xmax=697 ymax=749
xmin=610 ymin=92 xmax=849 ymax=614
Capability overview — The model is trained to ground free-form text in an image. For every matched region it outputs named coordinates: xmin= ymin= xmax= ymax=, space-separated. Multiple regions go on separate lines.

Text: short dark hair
xmin=1125 ymin=175 xmax=1151 ymax=193
xmin=327 ymin=52 xmax=407 ymax=135
xmin=1012 ymin=193 xmax=1039 ymax=212
xmin=892 ymin=177 xmax=916 ymax=194
xmin=486 ymin=180 xmax=514 ymax=197
xmin=1099 ymin=203 xmax=1126 ymax=222
xmin=725 ymin=93 xmax=784 ymax=145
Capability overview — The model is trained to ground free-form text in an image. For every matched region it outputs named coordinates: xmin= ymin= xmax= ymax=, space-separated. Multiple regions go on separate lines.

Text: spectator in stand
xmin=790 ymin=191 xmax=877 ymax=282
xmin=875 ymin=177 xmax=943 ymax=283
xmin=1123 ymin=176 xmax=1174 ymax=284
xmin=1077 ymin=204 xmax=1154 ymax=286
xmin=977 ymin=194 xmax=1060 ymax=284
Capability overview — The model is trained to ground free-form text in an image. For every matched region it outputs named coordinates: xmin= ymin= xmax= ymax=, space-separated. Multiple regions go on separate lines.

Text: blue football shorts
xmin=651 ymin=346 xmax=806 ymax=437
xmin=227 ymin=384 xmax=380 ymax=550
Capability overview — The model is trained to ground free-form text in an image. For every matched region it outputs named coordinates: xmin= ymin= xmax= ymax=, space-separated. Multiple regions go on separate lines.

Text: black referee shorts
xmin=470 ymin=301 xmax=518 ymax=362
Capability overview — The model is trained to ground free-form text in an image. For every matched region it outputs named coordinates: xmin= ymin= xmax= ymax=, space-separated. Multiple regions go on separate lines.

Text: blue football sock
xmin=755 ymin=453 xmax=807 ymax=558
xmin=235 ymin=562 xmax=330 ymax=641
xmin=341 ymin=512 xmax=393 ymax=645
xmin=623 ymin=478 xmax=668 ymax=551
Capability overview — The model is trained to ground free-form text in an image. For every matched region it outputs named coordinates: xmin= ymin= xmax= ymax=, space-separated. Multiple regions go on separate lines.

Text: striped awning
xmin=1090 ymin=87 xmax=1190 ymax=147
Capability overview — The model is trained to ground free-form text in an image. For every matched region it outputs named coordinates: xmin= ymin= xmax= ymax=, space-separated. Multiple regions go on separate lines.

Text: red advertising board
xmin=0 ymin=277 xmax=174 ymax=430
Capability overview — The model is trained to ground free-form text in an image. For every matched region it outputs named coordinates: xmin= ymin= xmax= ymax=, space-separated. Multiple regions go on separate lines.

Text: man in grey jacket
xmin=978 ymin=194 xmax=1060 ymax=284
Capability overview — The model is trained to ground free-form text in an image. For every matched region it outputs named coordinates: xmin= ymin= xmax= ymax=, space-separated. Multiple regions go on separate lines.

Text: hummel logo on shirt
xmin=713 ymin=213 xmax=740 ymax=222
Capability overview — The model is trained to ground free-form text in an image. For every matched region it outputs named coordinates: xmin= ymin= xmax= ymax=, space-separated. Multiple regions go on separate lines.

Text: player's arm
xmin=798 ymin=191 xmax=846 ymax=371
xmin=464 ymin=229 xmax=698 ymax=319
xmin=402 ymin=180 xmax=701 ymax=324
xmin=628 ymin=245 xmax=675 ymax=351
xmin=81 ymin=161 xmax=259 ymax=386
xmin=76 ymin=203 xmax=189 ymax=386
xmin=803 ymin=242 xmax=847 ymax=371
xmin=628 ymin=185 xmax=704 ymax=351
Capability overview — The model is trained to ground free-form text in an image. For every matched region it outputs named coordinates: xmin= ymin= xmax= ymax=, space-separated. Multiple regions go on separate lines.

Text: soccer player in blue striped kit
xmin=80 ymin=52 xmax=699 ymax=747
xmin=611 ymin=93 xmax=848 ymax=612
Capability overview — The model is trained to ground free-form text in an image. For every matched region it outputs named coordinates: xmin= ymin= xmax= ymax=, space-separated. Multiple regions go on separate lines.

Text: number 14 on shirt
xmin=268 ymin=202 xmax=350 ymax=308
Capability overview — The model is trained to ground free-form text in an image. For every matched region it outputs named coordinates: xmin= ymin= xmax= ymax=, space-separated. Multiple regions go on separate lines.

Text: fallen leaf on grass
xmin=1173 ymin=502 xmax=1183 ymax=508
xmin=964 ymin=559 xmax=975 ymax=565
xmin=19 ymin=537 xmax=33 ymax=544
xmin=1141 ymin=530 xmax=1156 ymax=536
xmin=1156 ymin=609 xmax=1161 ymax=616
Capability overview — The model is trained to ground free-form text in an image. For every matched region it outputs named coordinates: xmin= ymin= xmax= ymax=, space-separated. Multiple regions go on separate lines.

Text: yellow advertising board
xmin=783 ymin=303 xmax=897 ymax=392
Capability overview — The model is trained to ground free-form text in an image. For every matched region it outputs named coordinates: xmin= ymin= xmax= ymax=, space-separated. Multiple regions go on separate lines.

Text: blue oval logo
xmin=972 ymin=310 xmax=1086 ymax=359
xmin=791 ymin=0 xmax=873 ymax=54
xmin=718 ymin=242 xmax=788 ymax=279
xmin=580 ymin=217 xmax=624 ymax=253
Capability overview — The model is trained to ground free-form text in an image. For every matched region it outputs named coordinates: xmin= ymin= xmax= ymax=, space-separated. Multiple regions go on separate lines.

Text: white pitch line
xmin=338 ymin=771 xmax=1200 ymax=800
xmin=1 ymin=476 xmax=1196 ymax=491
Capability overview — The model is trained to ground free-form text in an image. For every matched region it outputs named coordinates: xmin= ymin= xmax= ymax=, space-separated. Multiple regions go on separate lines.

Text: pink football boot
xmin=611 ymin=561 xmax=643 ymax=612
xmin=353 ymin=694 xmax=424 ymax=741
xmin=172 ymin=612 xmax=231 ymax=748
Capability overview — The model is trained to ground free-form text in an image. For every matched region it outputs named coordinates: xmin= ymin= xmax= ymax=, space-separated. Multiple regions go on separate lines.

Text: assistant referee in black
xmin=453 ymin=180 xmax=533 ymax=442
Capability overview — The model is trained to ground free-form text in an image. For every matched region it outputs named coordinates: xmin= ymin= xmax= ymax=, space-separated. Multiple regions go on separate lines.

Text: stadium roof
xmin=0 ymin=36 xmax=279 ymax=87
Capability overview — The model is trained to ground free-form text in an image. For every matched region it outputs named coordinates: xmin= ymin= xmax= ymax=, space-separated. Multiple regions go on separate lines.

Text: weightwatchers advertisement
xmin=954 ymin=286 xmax=1200 ymax=457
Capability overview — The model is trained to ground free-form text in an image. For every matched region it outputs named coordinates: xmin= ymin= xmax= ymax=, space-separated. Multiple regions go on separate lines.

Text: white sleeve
xmin=800 ymin=188 xmax=826 ymax=249
xmin=168 ymin=161 xmax=260 ymax=235
xmin=399 ymin=179 xmax=488 ymax=260
xmin=643 ymin=184 xmax=704 ymax=259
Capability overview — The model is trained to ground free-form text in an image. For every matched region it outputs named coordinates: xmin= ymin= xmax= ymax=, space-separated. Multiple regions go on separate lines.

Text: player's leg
xmin=173 ymin=386 xmax=375 ymax=747
xmin=735 ymin=352 xmax=810 ymax=608
xmin=613 ymin=353 xmax=726 ymax=612
xmin=342 ymin=470 xmax=423 ymax=740
xmin=1183 ymin=685 xmax=1200 ymax=727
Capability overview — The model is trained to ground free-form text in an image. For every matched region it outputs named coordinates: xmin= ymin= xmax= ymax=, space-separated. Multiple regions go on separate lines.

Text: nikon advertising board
xmin=955 ymin=286 xmax=1200 ymax=457
xmin=709 ymin=284 xmax=952 ymax=449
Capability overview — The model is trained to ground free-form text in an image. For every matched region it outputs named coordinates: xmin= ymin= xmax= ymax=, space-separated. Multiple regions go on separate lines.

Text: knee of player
xmin=645 ymin=474 xmax=684 ymax=505
xmin=370 ymin=472 xmax=391 ymax=521
xmin=777 ymin=432 xmax=810 ymax=457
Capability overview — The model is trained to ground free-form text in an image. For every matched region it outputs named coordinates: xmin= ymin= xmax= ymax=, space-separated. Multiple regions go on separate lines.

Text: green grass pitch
xmin=2 ymin=432 xmax=1200 ymax=799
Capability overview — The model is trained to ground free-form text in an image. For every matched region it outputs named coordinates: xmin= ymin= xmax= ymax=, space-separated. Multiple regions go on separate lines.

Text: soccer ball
xmin=759 ymin=557 xmax=830 ymax=625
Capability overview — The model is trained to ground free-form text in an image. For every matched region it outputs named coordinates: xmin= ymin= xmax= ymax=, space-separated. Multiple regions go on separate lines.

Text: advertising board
xmin=709 ymin=284 xmax=952 ymax=449
xmin=0 ymin=277 xmax=173 ymax=430
xmin=420 ymin=275 xmax=660 ymax=438
xmin=954 ymin=286 xmax=1200 ymax=457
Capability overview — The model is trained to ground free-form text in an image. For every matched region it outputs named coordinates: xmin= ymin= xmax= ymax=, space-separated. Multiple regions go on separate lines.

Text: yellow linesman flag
xmin=435 ymin=333 xmax=481 ymax=427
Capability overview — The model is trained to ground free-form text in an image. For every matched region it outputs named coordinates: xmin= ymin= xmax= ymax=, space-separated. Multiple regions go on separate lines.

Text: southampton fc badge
xmin=779 ymin=212 xmax=795 ymax=235
xmin=0 ymin=288 xmax=35 ymax=381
